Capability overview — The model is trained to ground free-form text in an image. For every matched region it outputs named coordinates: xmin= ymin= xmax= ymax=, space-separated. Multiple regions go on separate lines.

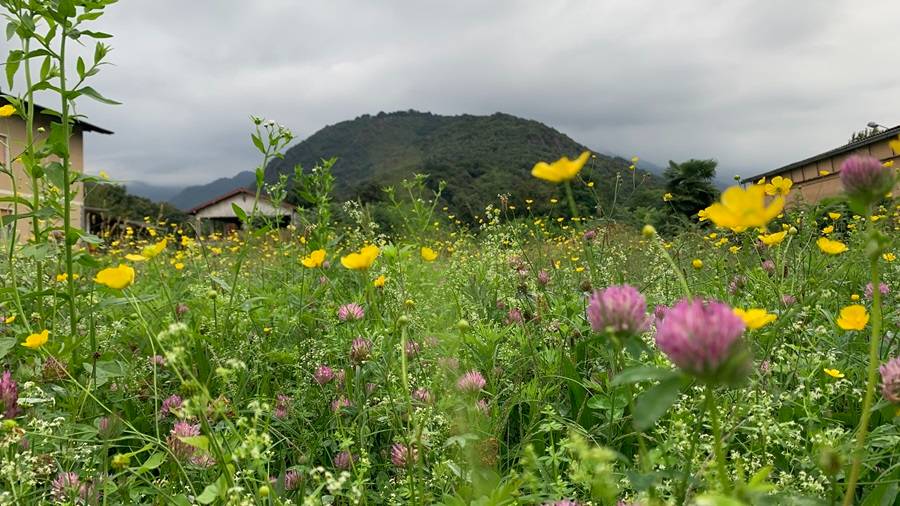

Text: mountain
xmin=168 ymin=171 xmax=256 ymax=211
xmin=169 ymin=111 xmax=664 ymax=219
xmin=123 ymin=181 xmax=181 ymax=202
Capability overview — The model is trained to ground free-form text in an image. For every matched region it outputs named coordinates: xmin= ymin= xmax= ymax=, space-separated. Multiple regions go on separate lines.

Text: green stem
xmin=59 ymin=26 xmax=77 ymax=338
xmin=841 ymin=255 xmax=883 ymax=505
xmin=563 ymin=181 xmax=579 ymax=220
xmin=706 ymin=385 xmax=730 ymax=492
xmin=653 ymin=234 xmax=692 ymax=299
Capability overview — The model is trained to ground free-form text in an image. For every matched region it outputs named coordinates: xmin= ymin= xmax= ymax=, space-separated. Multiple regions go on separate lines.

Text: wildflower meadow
xmin=0 ymin=2 xmax=899 ymax=506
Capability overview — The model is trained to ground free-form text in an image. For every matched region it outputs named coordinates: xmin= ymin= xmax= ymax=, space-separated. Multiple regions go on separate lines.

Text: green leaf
xmin=81 ymin=360 xmax=125 ymax=387
xmin=5 ymin=49 xmax=22 ymax=89
xmin=0 ymin=337 xmax=17 ymax=360
xmin=76 ymin=86 xmax=121 ymax=105
xmin=633 ymin=375 xmax=683 ymax=431
xmin=251 ymin=133 xmax=265 ymax=154
xmin=136 ymin=452 xmax=166 ymax=474
xmin=177 ymin=435 xmax=209 ymax=452
xmin=611 ymin=366 xmax=678 ymax=386
xmin=196 ymin=483 xmax=219 ymax=505
xmin=231 ymin=203 xmax=247 ymax=223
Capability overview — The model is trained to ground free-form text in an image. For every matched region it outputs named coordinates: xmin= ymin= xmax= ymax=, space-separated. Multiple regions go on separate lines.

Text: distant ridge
xmin=168 ymin=110 xmax=663 ymax=218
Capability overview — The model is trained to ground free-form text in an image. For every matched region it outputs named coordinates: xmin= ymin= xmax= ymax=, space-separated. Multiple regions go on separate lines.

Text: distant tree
xmin=663 ymin=159 xmax=719 ymax=219
xmin=847 ymin=127 xmax=880 ymax=145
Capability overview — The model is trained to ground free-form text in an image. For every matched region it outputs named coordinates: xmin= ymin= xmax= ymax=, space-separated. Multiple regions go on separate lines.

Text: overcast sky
xmin=17 ymin=0 xmax=900 ymax=187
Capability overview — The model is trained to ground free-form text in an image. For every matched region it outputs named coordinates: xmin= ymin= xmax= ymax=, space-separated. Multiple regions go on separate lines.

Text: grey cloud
xmin=30 ymin=0 xmax=898 ymax=188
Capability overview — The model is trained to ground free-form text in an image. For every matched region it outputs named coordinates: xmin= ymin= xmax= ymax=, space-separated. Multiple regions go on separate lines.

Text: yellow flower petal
xmin=836 ymin=304 xmax=868 ymax=331
xmin=21 ymin=329 xmax=49 ymax=349
xmin=95 ymin=264 xmax=136 ymax=290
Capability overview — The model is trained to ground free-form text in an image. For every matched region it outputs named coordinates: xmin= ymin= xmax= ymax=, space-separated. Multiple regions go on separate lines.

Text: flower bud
xmin=840 ymin=155 xmax=896 ymax=209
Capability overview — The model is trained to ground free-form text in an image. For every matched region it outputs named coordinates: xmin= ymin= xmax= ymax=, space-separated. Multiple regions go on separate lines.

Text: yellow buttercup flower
xmin=21 ymin=329 xmax=49 ymax=349
xmin=531 ymin=151 xmax=591 ymax=183
xmin=99 ymin=170 xmax=110 ymax=180
xmin=4 ymin=315 xmax=15 ymax=324
xmin=420 ymin=247 xmax=438 ymax=262
xmin=55 ymin=273 xmax=80 ymax=282
xmin=663 ymin=193 xmax=673 ymax=202
xmin=141 ymin=239 xmax=167 ymax=259
xmin=301 ymin=249 xmax=326 ymax=268
xmin=883 ymin=252 xmax=896 ymax=262
xmin=817 ymin=237 xmax=848 ymax=255
xmin=733 ymin=308 xmax=776 ymax=329
xmin=341 ymin=245 xmax=379 ymax=270
xmin=95 ymin=264 xmax=136 ymax=290
xmin=0 ymin=104 xmax=16 ymax=117
xmin=125 ymin=253 xmax=147 ymax=262
xmin=697 ymin=208 xmax=709 ymax=222
xmin=850 ymin=294 xmax=860 ymax=302
xmin=823 ymin=368 xmax=844 ymax=379
xmin=691 ymin=259 xmax=703 ymax=269
xmin=821 ymin=225 xmax=834 ymax=234
xmin=757 ymin=231 xmax=787 ymax=246
xmin=706 ymin=185 xmax=784 ymax=232
xmin=836 ymin=304 xmax=868 ymax=331
xmin=373 ymin=275 xmax=386 ymax=287
xmin=764 ymin=176 xmax=793 ymax=197
xmin=828 ymin=212 xmax=841 ymax=220
xmin=889 ymin=135 xmax=900 ymax=154
xmin=174 ymin=262 xmax=185 ymax=270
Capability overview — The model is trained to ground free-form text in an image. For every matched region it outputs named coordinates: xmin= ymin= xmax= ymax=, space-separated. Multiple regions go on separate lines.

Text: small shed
xmin=188 ymin=188 xmax=297 ymax=232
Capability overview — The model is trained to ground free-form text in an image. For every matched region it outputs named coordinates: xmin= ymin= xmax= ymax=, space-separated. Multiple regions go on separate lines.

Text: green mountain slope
xmin=264 ymin=110 xmax=662 ymax=219
xmin=168 ymin=110 xmax=664 ymax=220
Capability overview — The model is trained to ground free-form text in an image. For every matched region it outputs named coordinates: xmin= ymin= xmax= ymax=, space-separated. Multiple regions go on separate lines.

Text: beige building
xmin=743 ymin=125 xmax=900 ymax=204
xmin=190 ymin=188 xmax=298 ymax=233
xmin=0 ymin=96 xmax=111 ymax=241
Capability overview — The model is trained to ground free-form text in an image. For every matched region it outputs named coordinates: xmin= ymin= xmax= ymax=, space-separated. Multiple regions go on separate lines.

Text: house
xmin=0 ymin=96 xmax=113 ymax=241
xmin=188 ymin=188 xmax=298 ymax=232
xmin=742 ymin=125 xmax=900 ymax=204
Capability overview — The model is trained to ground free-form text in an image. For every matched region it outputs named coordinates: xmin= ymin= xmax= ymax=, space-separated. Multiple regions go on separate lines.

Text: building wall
xmin=193 ymin=192 xmax=296 ymax=221
xmin=774 ymin=136 xmax=900 ymax=205
xmin=0 ymin=113 xmax=85 ymax=242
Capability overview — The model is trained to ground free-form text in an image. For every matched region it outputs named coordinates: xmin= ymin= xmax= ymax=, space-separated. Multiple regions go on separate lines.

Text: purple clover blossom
xmin=781 ymin=294 xmax=797 ymax=306
xmin=167 ymin=421 xmax=201 ymax=460
xmin=840 ymin=155 xmax=896 ymax=205
xmin=880 ymin=357 xmax=900 ymax=403
xmin=334 ymin=450 xmax=355 ymax=470
xmin=457 ymin=370 xmax=486 ymax=393
xmin=506 ymin=307 xmax=524 ymax=325
xmin=331 ymin=396 xmax=352 ymax=413
xmin=761 ymin=259 xmax=776 ymax=275
xmin=337 ymin=303 xmax=365 ymax=322
xmin=654 ymin=299 xmax=747 ymax=381
xmin=865 ymin=282 xmax=890 ymax=300
xmin=390 ymin=442 xmax=418 ymax=468
xmin=160 ymin=394 xmax=183 ymax=418
xmin=0 ymin=371 xmax=20 ymax=419
xmin=350 ymin=337 xmax=372 ymax=364
xmin=314 ymin=365 xmax=335 ymax=385
xmin=405 ymin=339 xmax=421 ymax=358
xmin=413 ymin=388 xmax=433 ymax=404
xmin=284 ymin=470 xmax=302 ymax=491
xmin=537 ymin=269 xmax=551 ymax=286
xmin=543 ymin=501 xmax=581 ymax=506
xmin=274 ymin=394 xmax=291 ymax=419
xmin=586 ymin=284 xmax=650 ymax=335
xmin=51 ymin=472 xmax=86 ymax=502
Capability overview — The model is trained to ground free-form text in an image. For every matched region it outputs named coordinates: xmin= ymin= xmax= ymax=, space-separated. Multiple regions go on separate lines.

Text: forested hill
xmin=265 ymin=110 xmax=663 ymax=219
xmin=171 ymin=111 xmax=664 ymax=220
